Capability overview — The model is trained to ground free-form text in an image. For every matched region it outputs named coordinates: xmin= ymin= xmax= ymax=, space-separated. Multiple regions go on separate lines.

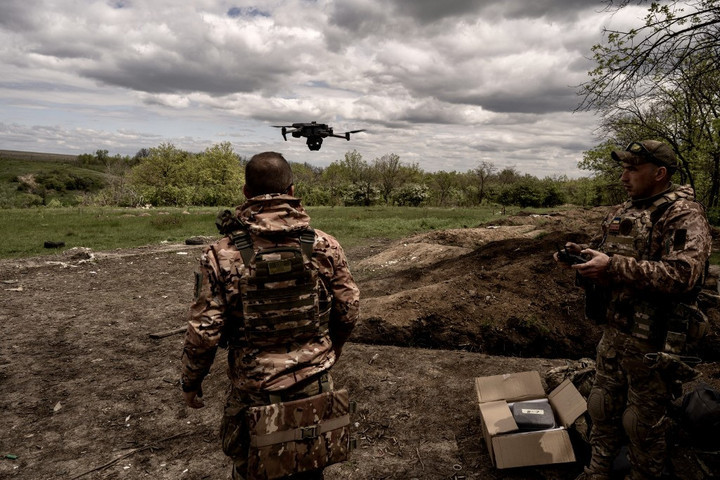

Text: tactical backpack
xmin=680 ymin=385 xmax=720 ymax=451
xmin=227 ymin=224 xmax=331 ymax=348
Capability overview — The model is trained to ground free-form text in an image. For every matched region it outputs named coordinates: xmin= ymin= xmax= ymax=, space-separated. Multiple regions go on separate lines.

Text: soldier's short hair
xmin=245 ymin=152 xmax=294 ymax=197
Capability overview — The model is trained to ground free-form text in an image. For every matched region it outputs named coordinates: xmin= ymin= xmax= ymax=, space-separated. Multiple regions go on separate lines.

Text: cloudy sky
xmin=0 ymin=0 xmax=647 ymax=177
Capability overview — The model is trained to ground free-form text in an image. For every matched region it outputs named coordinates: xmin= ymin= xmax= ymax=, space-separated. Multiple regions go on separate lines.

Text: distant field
xmin=0 ymin=153 xmax=109 ymax=208
xmin=0 ymin=149 xmax=79 ymax=162
xmin=0 ymin=205 xmax=518 ymax=259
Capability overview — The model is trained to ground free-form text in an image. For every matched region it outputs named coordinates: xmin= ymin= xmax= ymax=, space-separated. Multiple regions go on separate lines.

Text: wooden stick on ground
xmin=69 ymin=431 xmax=193 ymax=479
xmin=148 ymin=326 xmax=187 ymax=339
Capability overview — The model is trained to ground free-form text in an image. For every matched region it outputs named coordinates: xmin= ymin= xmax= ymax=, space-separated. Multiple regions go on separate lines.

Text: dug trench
xmin=1 ymin=207 xmax=719 ymax=480
xmin=352 ymin=209 xmax=720 ymax=361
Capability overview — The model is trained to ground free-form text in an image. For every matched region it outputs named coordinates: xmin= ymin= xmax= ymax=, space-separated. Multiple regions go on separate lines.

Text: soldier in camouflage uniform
xmin=555 ymin=140 xmax=711 ymax=480
xmin=181 ymin=152 xmax=360 ymax=480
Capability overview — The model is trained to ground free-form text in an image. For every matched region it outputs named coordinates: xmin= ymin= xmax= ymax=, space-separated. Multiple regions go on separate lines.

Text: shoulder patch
xmin=674 ymin=229 xmax=688 ymax=251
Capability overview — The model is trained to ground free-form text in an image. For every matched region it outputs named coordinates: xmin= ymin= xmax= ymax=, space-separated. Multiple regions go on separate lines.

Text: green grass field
xmin=0 ymin=205 xmax=521 ymax=259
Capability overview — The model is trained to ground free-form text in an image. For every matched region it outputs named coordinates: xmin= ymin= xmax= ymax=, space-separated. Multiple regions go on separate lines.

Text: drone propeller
xmin=272 ymin=125 xmax=292 ymax=141
xmin=330 ymin=129 xmax=366 ymax=141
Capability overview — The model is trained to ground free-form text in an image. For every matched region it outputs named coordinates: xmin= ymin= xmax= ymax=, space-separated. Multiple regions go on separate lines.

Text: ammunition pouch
xmin=245 ymin=389 xmax=355 ymax=480
xmin=630 ymin=301 xmax=658 ymax=343
xmin=616 ymin=298 xmax=707 ymax=354
xmin=664 ymin=303 xmax=708 ymax=353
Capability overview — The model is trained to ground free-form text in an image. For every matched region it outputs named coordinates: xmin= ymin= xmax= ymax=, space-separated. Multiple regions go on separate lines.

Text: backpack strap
xmin=299 ymin=227 xmax=316 ymax=262
xmin=229 ymin=227 xmax=254 ymax=266
xmin=229 ymin=224 xmax=314 ymax=266
xmin=647 ymin=191 xmax=679 ymax=261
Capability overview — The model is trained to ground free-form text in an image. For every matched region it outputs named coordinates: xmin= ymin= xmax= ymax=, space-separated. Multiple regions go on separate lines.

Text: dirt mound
xmin=351 ymin=209 xmax=607 ymax=359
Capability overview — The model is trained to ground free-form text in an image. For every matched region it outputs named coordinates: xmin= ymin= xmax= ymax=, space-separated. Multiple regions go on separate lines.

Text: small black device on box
xmin=510 ymin=399 xmax=556 ymax=431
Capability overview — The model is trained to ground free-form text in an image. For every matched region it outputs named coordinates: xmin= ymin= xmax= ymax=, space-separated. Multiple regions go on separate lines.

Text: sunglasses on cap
xmin=624 ymin=141 xmax=661 ymax=166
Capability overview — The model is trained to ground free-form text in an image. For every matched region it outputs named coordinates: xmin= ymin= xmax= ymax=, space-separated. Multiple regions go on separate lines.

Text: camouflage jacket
xmin=595 ymin=184 xmax=711 ymax=328
xmin=181 ymin=194 xmax=360 ymax=392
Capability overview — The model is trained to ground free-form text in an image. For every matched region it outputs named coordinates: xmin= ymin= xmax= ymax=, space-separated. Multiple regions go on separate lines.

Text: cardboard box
xmin=475 ymin=370 xmax=587 ymax=469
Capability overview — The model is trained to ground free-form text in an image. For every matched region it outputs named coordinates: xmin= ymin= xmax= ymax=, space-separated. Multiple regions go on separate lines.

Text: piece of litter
xmin=5 ymin=454 xmax=18 ymax=460
xmin=53 ymin=402 xmax=62 ymax=412
xmin=176 ymin=252 xmax=188 ymax=255
xmin=125 ymin=415 xmax=131 ymax=422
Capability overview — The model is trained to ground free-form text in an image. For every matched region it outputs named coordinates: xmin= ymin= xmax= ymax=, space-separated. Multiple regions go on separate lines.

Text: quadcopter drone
xmin=273 ymin=121 xmax=365 ymax=151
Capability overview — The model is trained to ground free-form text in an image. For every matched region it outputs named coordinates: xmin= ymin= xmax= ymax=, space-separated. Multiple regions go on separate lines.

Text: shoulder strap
xmin=299 ymin=227 xmax=316 ymax=262
xmin=648 ymin=191 xmax=679 ymax=224
xmin=230 ymin=226 xmax=315 ymax=266
xmin=229 ymin=227 xmax=254 ymax=266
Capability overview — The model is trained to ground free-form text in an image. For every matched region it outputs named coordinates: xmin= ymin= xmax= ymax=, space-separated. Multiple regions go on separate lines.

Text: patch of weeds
xmin=150 ymin=214 xmax=185 ymax=230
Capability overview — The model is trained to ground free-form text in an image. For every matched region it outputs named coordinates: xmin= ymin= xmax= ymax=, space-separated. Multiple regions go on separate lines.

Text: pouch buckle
xmin=300 ymin=425 xmax=318 ymax=440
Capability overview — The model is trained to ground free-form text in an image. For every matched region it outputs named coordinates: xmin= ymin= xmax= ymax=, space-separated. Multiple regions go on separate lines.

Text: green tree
xmin=429 ymin=171 xmax=461 ymax=206
xmin=127 ymin=142 xmax=243 ymax=206
xmin=579 ymin=1 xmax=720 ymax=206
xmin=336 ymin=150 xmax=377 ymax=206
xmin=579 ymin=0 xmax=720 ymax=110
xmin=190 ymin=142 xmax=244 ymax=206
xmin=472 ymin=161 xmax=496 ymax=204
xmin=373 ymin=153 xmax=402 ymax=204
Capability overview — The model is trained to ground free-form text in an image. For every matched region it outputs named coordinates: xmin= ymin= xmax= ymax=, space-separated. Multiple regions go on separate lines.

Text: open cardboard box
xmin=475 ymin=370 xmax=587 ymax=469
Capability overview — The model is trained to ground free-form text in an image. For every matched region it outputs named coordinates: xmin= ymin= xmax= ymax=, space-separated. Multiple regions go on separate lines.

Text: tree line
xmin=62 ymin=142 xmax=615 ymax=210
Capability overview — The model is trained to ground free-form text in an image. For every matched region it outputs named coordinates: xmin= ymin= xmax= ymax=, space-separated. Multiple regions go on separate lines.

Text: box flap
xmin=548 ymin=379 xmax=587 ymax=428
xmin=492 ymin=429 xmax=576 ymax=469
xmin=479 ymin=400 xmax=518 ymax=435
xmin=475 ymin=371 xmax=546 ymax=403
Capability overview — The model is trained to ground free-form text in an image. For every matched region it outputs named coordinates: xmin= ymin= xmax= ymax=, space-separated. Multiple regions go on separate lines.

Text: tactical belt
xmin=644 ymin=352 xmax=702 ymax=366
xmin=250 ymin=414 xmax=351 ymax=448
xmin=267 ymin=372 xmax=331 ymax=404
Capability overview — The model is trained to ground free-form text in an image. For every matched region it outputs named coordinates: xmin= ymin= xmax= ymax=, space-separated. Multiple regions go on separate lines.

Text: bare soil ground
xmin=2 ymin=208 xmax=719 ymax=480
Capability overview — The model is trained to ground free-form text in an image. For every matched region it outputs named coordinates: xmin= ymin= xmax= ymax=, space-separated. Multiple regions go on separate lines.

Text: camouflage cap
xmin=611 ymin=140 xmax=678 ymax=171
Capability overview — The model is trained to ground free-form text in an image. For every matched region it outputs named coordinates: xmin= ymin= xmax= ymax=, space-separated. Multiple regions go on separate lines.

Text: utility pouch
xmin=630 ymin=301 xmax=657 ymax=342
xmin=682 ymin=303 xmax=709 ymax=344
xmin=663 ymin=303 xmax=708 ymax=354
xmin=246 ymin=389 xmax=354 ymax=480
xmin=663 ymin=330 xmax=687 ymax=355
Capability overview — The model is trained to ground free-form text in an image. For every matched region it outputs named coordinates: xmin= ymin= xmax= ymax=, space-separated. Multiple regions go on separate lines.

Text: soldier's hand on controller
xmin=573 ymin=248 xmax=611 ymax=279
xmin=554 ymin=242 xmax=582 ymax=267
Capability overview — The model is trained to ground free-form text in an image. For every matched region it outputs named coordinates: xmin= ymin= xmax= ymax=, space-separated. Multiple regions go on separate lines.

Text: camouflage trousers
xmin=220 ymin=373 xmax=333 ymax=480
xmin=586 ymin=327 xmax=671 ymax=480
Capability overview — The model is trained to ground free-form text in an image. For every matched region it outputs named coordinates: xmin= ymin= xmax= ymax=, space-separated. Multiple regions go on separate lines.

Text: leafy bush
xmin=393 ymin=183 xmax=429 ymax=207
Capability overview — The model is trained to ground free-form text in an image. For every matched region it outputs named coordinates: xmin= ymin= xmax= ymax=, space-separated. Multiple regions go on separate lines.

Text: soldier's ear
xmin=655 ymin=165 xmax=668 ymax=182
